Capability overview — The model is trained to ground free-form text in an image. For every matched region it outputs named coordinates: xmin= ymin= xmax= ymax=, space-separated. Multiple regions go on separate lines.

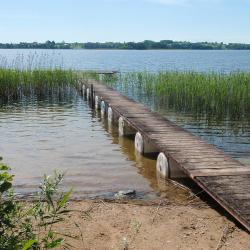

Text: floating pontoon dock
xmin=81 ymin=79 xmax=250 ymax=232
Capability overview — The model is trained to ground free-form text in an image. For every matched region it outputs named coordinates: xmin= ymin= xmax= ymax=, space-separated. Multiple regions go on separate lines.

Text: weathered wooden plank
xmin=189 ymin=168 xmax=250 ymax=177
xmin=196 ymin=175 xmax=250 ymax=231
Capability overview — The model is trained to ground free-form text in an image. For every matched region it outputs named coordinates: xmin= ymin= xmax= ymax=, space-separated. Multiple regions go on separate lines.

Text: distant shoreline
xmin=1 ymin=48 xmax=250 ymax=51
xmin=1 ymin=40 xmax=250 ymax=50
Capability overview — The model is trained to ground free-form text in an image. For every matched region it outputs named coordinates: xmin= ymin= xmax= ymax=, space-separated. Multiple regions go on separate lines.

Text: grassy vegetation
xmin=0 ymin=68 xmax=77 ymax=101
xmin=0 ymin=68 xmax=98 ymax=103
xmin=105 ymin=71 xmax=250 ymax=121
xmin=1 ymin=67 xmax=249 ymax=123
xmin=0 ymin=158 xmax=74 ymax=250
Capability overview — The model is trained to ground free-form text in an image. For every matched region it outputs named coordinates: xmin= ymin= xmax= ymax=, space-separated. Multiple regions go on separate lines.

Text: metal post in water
xmin=90 ymin=84 xmax=94 ymax=108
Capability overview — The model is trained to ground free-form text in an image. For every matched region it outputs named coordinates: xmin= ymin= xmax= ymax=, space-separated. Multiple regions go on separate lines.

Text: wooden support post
xmin=168 ymin=158 xmax=187 ymax=179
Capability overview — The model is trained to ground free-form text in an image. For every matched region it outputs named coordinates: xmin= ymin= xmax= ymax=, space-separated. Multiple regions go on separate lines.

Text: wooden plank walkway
xmin=82 ymin=79 xmax=250 ymax=232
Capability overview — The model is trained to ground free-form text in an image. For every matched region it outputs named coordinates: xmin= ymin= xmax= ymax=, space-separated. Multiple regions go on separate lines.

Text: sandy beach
xmin=51 ymin=197 xmax=250 ymax=250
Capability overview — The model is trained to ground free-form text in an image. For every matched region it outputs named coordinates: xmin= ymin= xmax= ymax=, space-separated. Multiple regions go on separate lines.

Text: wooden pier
xmin=80 ymin=70 xmax=120 ymax=75
xmin=81 ymin=79 xmax=250 ymax=232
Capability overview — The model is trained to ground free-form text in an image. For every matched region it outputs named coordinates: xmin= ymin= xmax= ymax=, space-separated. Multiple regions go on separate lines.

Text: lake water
xmin=0 ymin=92 xmax=189 ymax=200
xmin=1 ymin=49 xmax=250 ymax=72
xmin=0 ymin=49 xmax=249 ymax=197
xmin=0 ymin=94 xmax=154 ymax=198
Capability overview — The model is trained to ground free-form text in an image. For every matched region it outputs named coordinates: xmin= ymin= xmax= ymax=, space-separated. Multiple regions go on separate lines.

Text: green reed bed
xmin=0 ymin=68 xmax=77 ymax=100
xmin=108 ymin=72 xmax=250 ymax=121
xmin=0 ymin=68 xmax=97 ymax=103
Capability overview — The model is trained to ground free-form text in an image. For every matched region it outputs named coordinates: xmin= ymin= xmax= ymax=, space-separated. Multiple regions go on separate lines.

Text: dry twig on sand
xmin=215 ymin=223 xmax=236 ymax=250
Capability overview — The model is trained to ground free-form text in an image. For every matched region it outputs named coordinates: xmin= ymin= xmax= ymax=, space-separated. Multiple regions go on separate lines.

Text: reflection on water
xmin=0 ymin=90 xmax=189 ymax=201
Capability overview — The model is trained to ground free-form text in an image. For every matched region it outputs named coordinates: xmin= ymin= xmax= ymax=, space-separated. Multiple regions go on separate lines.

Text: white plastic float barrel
xmin=108 ymin=106 xmax=119 ymax=124
xmin=156 ymin=153 xmax=187 ymax=179
xmin=82 ymin=84 xmax=86 ymax=95
xmin=156 ymin=152 xmax=169 ymax=178
xmin=135 ymin=132 xmax=144 ymax=153
xmin=134 ymin=132 xmax=157 ymax=154
xmin=118 ymin=116 xmax=135 ymax=136
xmin=86 ymin=88 xmax=90 ymax=100
xmin=118 ymin=117 xmax=125 ymax=136
xmin=101 ymin=100 xmax=106 ymax=115
xmin=95 ymin=95 xmax=100 ymax=110
xmin=108 ymin=107 xmax=113 ymax=123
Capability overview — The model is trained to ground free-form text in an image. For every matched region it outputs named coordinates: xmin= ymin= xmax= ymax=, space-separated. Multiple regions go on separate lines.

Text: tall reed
xmin=106 ymin=71 xmax=250 ymax=121
xmin=0 ymin=69 xmax=97 ymax=103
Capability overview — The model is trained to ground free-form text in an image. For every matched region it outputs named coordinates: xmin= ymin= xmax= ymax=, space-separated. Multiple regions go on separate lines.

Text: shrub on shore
xmin=0 ymin=159 xmax=73 ymax=250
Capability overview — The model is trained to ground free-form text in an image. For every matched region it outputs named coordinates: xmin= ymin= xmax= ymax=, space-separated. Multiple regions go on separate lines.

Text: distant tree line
xmin=0 ymin=41 xmax=71 ymax=49
xmin=1 ymin=40 xmax=250 ymax=50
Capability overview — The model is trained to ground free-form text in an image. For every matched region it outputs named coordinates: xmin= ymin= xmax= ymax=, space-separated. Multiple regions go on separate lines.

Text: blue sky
xmin=0 ymin=0 xmax=250 ymax=43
